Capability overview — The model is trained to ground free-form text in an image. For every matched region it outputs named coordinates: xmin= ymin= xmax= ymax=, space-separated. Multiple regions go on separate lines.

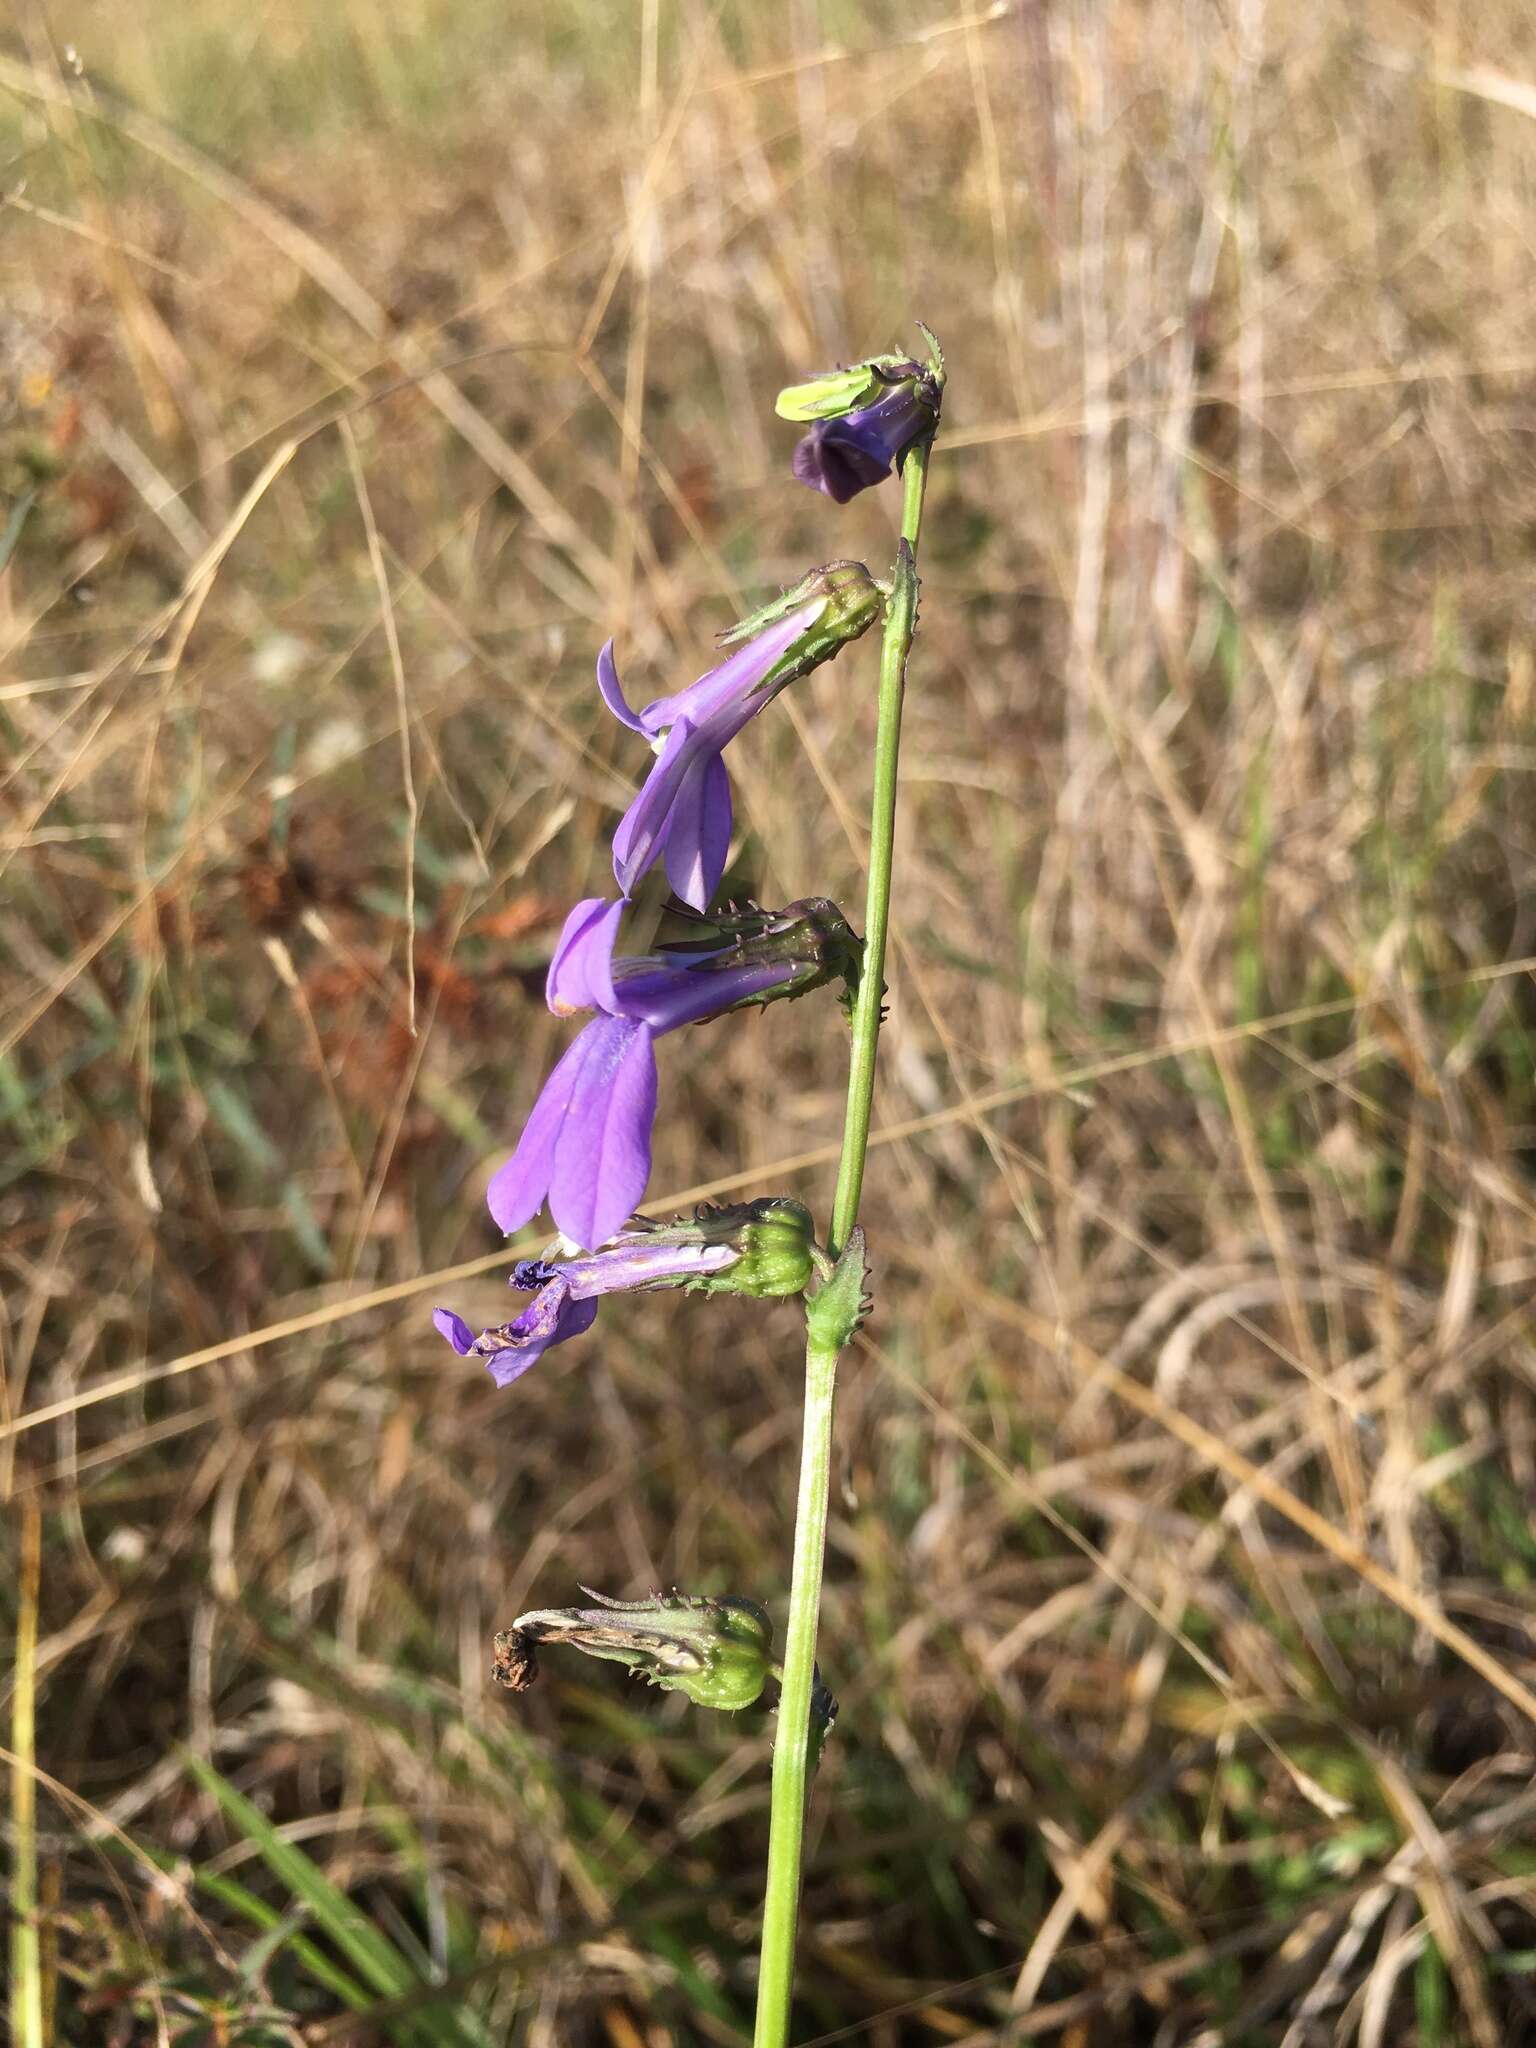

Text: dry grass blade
xmin=9 ymin=1501 xmax=44 ymax=2048
xmin=945 ymin=1269 xmax=1536 ymax=1730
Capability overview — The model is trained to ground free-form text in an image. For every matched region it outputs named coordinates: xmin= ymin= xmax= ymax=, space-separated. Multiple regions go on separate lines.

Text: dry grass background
xmin=6 ymin=0 xmax=1536 ymax=2040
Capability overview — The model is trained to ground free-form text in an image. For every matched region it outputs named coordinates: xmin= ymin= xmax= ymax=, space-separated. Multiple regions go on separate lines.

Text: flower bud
xmin=778 ymin=347 xmax=943 ymax=502
xmin=495 ymin=1589 xmax=774 ymax=1713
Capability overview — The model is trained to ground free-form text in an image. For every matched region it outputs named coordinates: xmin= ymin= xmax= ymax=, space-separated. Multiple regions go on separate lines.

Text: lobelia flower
xmin=777 ymin=350 xmax=943 ymax=504
xmin=434 ymin=1198 xmax=818 ymax=1387
xmin=486 ymin=898 xmax=862 ymax=1250
xmin=600 ymin=560 xmax=882 ymax=910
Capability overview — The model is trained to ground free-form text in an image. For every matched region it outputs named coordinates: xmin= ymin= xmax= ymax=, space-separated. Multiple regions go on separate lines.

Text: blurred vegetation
xmin=6 ymin=0 xmax=1536 ymax=2041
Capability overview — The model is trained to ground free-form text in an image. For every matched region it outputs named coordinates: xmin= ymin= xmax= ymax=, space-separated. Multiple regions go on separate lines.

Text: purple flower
xmin=791 ymin=373 xmax=937 ymax=503
xmin=432 ymin=1200 xmax=814 ymax=1388
xmin=487 ymin=898 xmax=861 ymax=1249
xmin=488 ymin=1012 xmax=659 ymax=1251
xmin=777 ymin=353 xmax=942 ymax=503
xmin=599 ymin=603 xmax=820 ymax=912
xmin=598 ymin=562 xmax=882 ymax=912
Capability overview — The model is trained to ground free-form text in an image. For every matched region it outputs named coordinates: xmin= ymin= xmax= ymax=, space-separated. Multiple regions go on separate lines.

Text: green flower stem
xmin=830 ymin=441 xmax=930 ymax=1260
xmin=753 ymin=434 xmax=935 ymax=2047
xmin=751 ymin=1323 xmax=839 ymax=2048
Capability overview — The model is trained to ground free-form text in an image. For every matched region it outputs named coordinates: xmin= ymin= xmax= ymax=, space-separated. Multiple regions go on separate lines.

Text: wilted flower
xmin=434 ymin=1197 xmax=821 ymax=1388
xmin=432 ymin=1296 xmax=597 ymax=1389
xmin=487 ymin=898 xmax=862 ymax=1249
xmin=777 ymin=354 xmax=942 ymax=504
xmin=600 ymin=561 xmax=882 ymax=910
xmin=493 ymin=1587 xmax=774 ymax=1712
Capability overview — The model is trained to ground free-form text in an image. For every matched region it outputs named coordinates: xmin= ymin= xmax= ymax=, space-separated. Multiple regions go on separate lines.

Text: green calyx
xmin=495 ymin=1589 xmax=774 ymax=1713
xmin=707 ymin=1197 xmax=819 ymax=1299
xmin=720 ymin=560 xmax=883 ymax=698
xmin=773 ymin=353 xmax=916 ymax=422
xmin=666 ymin=896 xmax=867 ymax=1022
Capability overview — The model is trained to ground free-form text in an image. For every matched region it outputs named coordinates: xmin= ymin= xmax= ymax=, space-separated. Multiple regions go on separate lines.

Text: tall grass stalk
xmin=10 ymin=1500 xmax=44 ymax=2048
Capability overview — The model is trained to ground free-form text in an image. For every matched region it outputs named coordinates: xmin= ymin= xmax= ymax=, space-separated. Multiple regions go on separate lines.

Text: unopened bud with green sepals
xmin=778 ymin=341 xmax=944 ymax=503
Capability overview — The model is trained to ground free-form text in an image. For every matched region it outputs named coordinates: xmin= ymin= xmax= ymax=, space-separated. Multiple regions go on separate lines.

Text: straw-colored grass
xmin=6 ymin=2 xmax=1536 ymax=2040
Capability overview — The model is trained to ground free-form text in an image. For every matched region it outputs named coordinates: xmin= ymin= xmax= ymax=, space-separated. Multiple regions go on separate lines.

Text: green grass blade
xmin=125 ymin=1836 xmax=374 ymax=2010
xmin=182 ymin=1752 xmax=488 ymax=2046
xmin=0 ymin=487 xmax=35 ymax=577
xmin=184 ymin=1753 xmax=416 ymax=1998
xmin=200 ymin=1870 xmax=374 ymax=2008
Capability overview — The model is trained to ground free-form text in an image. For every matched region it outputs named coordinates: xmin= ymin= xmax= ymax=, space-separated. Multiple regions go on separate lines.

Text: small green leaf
xmin=804 ymin=1227 xmax=870 ymax=1353
xmin=915 ymin=319 xmax=946 ymax=384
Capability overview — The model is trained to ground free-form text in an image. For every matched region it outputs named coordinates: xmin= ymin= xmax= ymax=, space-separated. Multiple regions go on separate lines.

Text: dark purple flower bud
xmin=778 ymin=349 xmax=943 ymax=503
xmin=600 ymin=561 xmax=881 ymax=911
xmin=489 ymin=899 xmax=862 ymax=1247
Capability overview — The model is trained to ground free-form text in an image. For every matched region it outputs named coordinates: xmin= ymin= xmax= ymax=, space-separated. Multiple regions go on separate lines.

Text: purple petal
xmin=639 ymin=601 xmax=824 ymax=735
xmin=546 ymin=896 xmax=625 ymax=1017
xmin=484 ymin=1295 xmax=598 ymax=1386
xmin=432 ymin=1307 xmax=476 ymax=1355
xmin=596 ymin=638 xmax=647 ymax=734
xmin=547 ymin=1015 xmax=659 ymax=1249
xmin=556 ymin=1240 xmax=736 ymax=1299
xmin=486 ymin=1024 xmax=599 ymax=1235
xmin=441 ymin=1281 xmax=603 ymax=1392
xmin=608 ymin=601 xmax=825 ymax=900
xmin=662 ymin=750 xmax=734 ymax=912
xmin=562 ymin=1296 xmax=601 ymax=1344
xmin=612 ymin=718 xmax=701 ymax=900
xmin=507 ymin=1274 xmax=577 ymax=1344
xmin=792 ymin=425 xmax=890 ymax=503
